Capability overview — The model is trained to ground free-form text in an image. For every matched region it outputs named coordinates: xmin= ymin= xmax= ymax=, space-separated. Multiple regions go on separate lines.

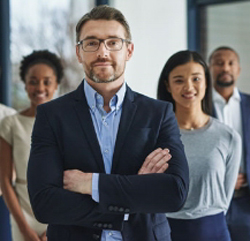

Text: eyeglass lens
xmin=82 ymin=38 xmax=123 ymax=52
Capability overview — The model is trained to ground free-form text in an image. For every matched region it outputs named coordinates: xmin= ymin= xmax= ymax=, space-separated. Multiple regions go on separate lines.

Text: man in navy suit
xmin=209 ymin=46 xmax=250 ymax=241
xmin=27 ymin=5 xmax=189 ymax=241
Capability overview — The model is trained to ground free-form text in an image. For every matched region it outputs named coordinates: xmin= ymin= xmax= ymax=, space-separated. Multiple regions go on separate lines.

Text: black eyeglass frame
xmin=76 ymin=37 xmax=131 ymax=52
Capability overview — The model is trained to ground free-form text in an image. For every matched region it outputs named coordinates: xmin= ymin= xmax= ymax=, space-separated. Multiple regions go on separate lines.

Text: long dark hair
xmin=157 ymin=50 xmax=212 ymax=115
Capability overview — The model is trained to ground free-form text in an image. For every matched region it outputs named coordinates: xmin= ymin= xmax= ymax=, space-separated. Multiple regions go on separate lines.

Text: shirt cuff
xmin=92 ymin=173 xmax=99 ymax=202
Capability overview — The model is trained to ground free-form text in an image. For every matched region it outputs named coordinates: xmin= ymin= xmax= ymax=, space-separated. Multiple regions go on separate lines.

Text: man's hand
xmin=235 ymin=173 xmax=247 ymax=190
xmin=138 ymin=148 xmax=171 ymax=174
xmin=63 ymin=170 xmax=92 ymax=195
xmin=40 ymin=231 xmax=47 ymax=241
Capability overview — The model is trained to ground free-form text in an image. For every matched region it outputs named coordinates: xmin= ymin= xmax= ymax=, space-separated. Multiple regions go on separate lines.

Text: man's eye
xmin=88 ymin=41 xmax=98 ymax=46
xmin=107 ymin=40 xmax=119 ymax=46
xmin=44 ymin=80 xmax=51 ymax=86
xmin=215 ymin=61 xmax=223 ymax=66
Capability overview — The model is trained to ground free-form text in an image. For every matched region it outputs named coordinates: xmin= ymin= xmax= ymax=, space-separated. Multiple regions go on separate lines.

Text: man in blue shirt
xmin=27 ymin=5 xmax=189 ymax=241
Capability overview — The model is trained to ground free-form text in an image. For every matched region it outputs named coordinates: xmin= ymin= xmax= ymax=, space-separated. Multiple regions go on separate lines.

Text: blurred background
xmin=1 ymin=0 xmax=250 ymax=110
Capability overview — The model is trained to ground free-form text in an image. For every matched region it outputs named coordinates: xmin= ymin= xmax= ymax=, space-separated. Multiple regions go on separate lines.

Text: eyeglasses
xmin=77 ymin=38 xmax=131 ymax=52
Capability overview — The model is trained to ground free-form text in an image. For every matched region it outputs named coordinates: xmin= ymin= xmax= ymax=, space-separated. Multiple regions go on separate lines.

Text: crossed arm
xmin=63 ymin=148 xmax=171 ymax=195
xmin=28 ymin=103 xmax=188 ymax=228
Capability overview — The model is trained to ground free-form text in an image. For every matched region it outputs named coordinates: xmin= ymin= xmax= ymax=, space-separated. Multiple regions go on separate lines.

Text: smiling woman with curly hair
xmin=0 ymin=50 xmax=63 ymax=241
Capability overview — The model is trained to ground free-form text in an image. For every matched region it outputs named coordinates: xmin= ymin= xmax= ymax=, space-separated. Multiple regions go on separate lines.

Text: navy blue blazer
xmin=27 ymin=81 xmax=189 ymax=241
xmin=240 ymin=93 xmax=250 ymax=186
xmin=213 ymin=92 xmax=250 ymax=187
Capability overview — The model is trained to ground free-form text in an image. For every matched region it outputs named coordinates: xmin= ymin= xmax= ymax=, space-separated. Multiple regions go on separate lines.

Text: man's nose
xmin=222 ymin=63 xmax=230 ymax=72
xmin=97 ymin=42 xmax=109 ymax=58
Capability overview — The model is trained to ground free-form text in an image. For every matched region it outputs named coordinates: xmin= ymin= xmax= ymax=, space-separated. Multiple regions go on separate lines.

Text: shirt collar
xmin=84 ymin=79 xmax=126 ymax=112
xmin=212 ymin=87 xmax=241 ymax=104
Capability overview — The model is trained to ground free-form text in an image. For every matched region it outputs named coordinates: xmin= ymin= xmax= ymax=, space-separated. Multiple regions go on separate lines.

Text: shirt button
xmin=104 ymin=149 xmax=109 ymax=153
xmin=108 ymin=232 xmax=113 ymax=236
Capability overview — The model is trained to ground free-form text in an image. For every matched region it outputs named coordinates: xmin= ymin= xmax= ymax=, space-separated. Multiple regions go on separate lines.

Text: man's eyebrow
xmin=82 ymin=35 xmax=120 ymax=40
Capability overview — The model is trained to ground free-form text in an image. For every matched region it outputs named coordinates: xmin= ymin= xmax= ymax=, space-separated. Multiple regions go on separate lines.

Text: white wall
xmin=207 ymin=2 xmax=250 ymax=94
xmin=110 ymin=0 xmax=187 ymax=98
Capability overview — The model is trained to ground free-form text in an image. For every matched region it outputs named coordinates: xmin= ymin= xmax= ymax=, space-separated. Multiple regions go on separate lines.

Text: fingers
xmin=235 ymin=173 xmax=247 ymax=190
xmin=138 ymin=148 xmax=171 ymax=174
xmin=156 ymin=162 xmax=169 ymax=173
xmin=63 ymin=170 xmax=77 ymax=190
xmin=142 ymin=148 xmax=163 ymax=166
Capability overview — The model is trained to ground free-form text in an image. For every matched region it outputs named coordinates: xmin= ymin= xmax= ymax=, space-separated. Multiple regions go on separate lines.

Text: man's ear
xmin=237 ymin=65 xmax=241 ymax=77
xmin=126 ymin=42 xmax=134 ymax=61
xmin=76 ymin=45 xmax=82 ymax=63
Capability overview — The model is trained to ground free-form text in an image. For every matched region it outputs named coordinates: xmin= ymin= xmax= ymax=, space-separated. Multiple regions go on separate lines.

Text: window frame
xmin=187 ymin=0 xmax=250 ymax=52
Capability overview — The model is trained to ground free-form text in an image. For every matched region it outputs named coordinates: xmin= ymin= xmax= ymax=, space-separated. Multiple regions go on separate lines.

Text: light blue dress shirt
xmin=84 ymin=80 xmax=126 ymax=241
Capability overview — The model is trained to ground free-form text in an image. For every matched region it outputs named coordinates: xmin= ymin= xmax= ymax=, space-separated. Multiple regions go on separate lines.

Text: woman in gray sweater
xmin=157 ymin=50 xmax=241 ymax=241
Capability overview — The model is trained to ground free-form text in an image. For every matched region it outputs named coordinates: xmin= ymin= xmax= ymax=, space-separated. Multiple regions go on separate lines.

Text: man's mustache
xmin=218 ymin=71 xmax=232 ymax=79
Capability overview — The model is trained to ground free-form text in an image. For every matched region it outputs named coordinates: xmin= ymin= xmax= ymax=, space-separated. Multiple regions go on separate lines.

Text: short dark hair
xmin=157 ymin=50 xmax=212 ymax=115
xmin=208 ymin=46 xmax=240 ymax=63
xmin=76 ymin=5 xmax=131 ymax=42
xmin=19 ymin=50 xmax=64 ymax=83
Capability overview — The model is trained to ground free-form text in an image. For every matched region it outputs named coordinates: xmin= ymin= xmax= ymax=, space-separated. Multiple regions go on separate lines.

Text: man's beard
xmin=90 ymin=70 xmax=116 ymax=83
xmin=87 ymin=65 xmax=124 ymax=84
xmin=216 ymin=72 xmax=234 ymax=87
xmin=216 ymin=79 xmax=234 ymax=87
xmin=85 ymin=60 xmax=121 ymax=83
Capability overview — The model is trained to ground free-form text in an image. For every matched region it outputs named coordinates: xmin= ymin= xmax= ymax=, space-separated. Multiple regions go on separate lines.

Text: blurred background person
xmin=209 ymin=46 xmax=250 ymax=241
xmin=157 ymin=50 xmax=241 ymax=241
xmin=0 ymin=103 xmax=16 ymax=241
xmin=0 ymin=50 xmax=63 ymax=241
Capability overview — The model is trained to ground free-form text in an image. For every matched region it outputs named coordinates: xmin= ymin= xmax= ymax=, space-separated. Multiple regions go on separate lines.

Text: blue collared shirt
xmin=84 ymin=80 xmax=126 ymax=241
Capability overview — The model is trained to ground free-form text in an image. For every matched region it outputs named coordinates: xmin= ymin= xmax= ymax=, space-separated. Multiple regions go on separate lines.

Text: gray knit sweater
xmin=166 ymin=117 xmax=241 ymax=219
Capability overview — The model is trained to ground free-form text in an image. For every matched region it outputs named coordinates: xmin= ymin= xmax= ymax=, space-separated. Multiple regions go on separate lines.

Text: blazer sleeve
xmin=27 ymin=105 xmax=124 ymax=230
xmin=98 ymin=103 xmax=189 ymax=214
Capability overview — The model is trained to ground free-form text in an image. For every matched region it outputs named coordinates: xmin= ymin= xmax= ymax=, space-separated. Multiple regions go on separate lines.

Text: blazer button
xmin=108 ymin=206 xmax=114 ymax=211
xmin=108 ymin=224 xmax=113 ymax=229
xmin=113 ymin=206 xmax=119 ymax=212
xmin=119 ymin=207 xmax=124 ymax=212
xmin=97 ymin=223 xmax=102 ymax=228
xmin=93 ymin=234 xmax=100 ymax=240
xmin=124 ymin=208 xmax=130 ymax=213
xmin=103 ymin=223 xmax=108 ymax=228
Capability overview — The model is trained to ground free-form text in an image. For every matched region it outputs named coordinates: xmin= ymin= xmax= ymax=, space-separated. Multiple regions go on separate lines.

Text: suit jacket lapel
xmin=73 ymin=82 xmax=105 ymax=172
xmin=112 ymin=87 xmax=137 ymax=173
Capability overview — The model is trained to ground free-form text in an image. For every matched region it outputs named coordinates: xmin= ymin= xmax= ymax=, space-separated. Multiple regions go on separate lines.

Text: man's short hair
xmin=208 ymin=46 xmax=240 ymax=63
xmin=76 ymin=5 xmax=131 ymax=42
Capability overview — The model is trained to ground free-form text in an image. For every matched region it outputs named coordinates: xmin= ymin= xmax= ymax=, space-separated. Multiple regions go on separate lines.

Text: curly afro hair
xmin=19 ymin=50 xmax=64 ymax=83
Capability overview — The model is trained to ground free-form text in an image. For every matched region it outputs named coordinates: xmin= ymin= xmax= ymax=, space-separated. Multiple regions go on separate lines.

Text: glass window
xmin=10 ymin=0 xmax=95 ymax=110
xmin=200 ymin=1 xmax=250 ymax=93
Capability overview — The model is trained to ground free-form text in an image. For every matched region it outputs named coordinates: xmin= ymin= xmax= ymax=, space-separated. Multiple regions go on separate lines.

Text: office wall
xmin=110 ymin=0 xmax=187 ymax=98
xmin=206 ymin=2 xmax=250 ymax=94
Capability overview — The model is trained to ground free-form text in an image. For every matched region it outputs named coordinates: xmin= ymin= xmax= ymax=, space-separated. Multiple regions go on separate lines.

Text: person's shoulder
xmin=0 ymin=103 xmax=16 ymax=118
xmin=210 ymin=117 xmax=240 ymax=140
xmin=240 ymin=91 xmax=250 ymax=102
xmin=239 ymin=91 xmax=250 ymax=97
xmin=0 ymin=112 xmax=20 ymax=129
